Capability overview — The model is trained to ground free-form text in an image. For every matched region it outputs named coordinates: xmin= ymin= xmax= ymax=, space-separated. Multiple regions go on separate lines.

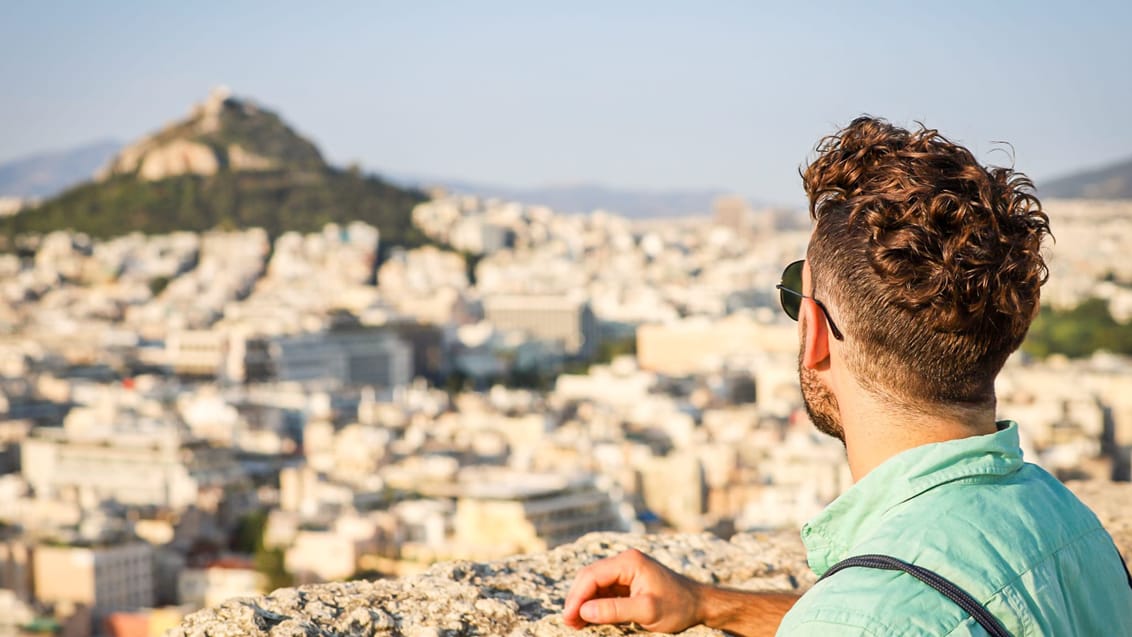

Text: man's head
xmin=796 ymin=116 xmax=1051 ymax=429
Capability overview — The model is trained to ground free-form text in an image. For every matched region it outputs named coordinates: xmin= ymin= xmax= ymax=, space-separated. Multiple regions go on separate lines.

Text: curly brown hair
xmin=802 ymin=116 xmax=1051 ymax=407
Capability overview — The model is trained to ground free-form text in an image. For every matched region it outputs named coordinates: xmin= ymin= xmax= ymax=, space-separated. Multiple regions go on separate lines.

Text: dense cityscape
xmin=0 ymin=178 xmax=1130 ymax=634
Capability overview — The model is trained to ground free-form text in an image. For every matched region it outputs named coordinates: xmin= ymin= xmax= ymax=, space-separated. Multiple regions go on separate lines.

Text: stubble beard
xmin=798 ymin=332 xmax=845 ymax=443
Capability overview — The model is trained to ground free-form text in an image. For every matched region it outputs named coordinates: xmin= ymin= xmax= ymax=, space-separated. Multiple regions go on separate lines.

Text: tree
xmin=232 ymin=510 xmax=293 ymax=591
xmin=1022 ymin=298 xmax=1132 ymax=359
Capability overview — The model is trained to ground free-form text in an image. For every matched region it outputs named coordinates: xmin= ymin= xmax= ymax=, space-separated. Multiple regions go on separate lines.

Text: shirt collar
xmin=801 ymin=421 xmax=1025 ymax=576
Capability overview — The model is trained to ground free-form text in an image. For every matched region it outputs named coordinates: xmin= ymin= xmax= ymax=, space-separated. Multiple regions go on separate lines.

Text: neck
xmin=839 ymin=384 xmax=998 ymax=481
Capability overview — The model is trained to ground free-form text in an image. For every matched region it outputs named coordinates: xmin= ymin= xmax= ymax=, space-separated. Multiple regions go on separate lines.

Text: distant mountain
xmin=0 ymin=140 xmax=120 ymax=199
xmin=413 ymin=178 xmax=735 ymax=218
xmin=2 ymin=88 xmax=425 ymax=244
xmin=1041 ymin=155 xmax=1132 ymax=200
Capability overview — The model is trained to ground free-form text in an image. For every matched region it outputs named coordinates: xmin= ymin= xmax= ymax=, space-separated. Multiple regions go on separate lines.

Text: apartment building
xmin=482 ymin=295 xmax=598 ymax=359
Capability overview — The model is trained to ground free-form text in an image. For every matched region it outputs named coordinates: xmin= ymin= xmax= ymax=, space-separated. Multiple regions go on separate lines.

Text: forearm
xmin=694 ymin=584 xmax=800 ymax=637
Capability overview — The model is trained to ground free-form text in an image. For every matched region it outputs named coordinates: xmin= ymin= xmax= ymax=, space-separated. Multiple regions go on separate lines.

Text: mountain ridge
xmin=426 ymin=179 xmax=730 ymax=218
xmin=1041 ymin=154 xmax=1132 ymax=200
xmin=394 ymin=175 xmax=776 ymax=219
xmin=0 ymin=140 xmax=120 ymax=199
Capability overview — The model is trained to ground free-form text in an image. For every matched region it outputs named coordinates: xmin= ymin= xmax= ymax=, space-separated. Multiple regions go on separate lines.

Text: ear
xmin=800 ymin=298 xmax=831 ymax=370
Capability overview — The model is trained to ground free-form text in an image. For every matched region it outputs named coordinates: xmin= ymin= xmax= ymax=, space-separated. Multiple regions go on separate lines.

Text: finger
xmin=564 ymin=551 xmax=640 ymax=616
xmin=577 ymin=551 xmax=642 ymax=591
xmin=563 ymin=607 xmax=587 ymax=630
xmin=563 ymin=573 xmax=598 ymax=626
xmin=579 ymin=594 xmax=660 ymax=626
xmin=563 ymin=587 xmax=594 ymax=626
xmin=564 ymin=551 xmax=647 ymax=628
xmin=563 ymin=573 xmax=601 ymax=627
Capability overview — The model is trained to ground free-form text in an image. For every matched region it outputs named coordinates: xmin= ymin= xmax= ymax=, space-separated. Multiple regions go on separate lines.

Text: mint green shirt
xmin=777 ymin=422 xmax=1132 ymax=636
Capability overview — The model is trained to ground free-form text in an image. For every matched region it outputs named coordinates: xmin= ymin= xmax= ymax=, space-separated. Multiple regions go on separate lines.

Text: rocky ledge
xmin=173 ymin=482 xmax=1131 ymax=637
xmin=172 ymin=530 xmax=810 ymax=637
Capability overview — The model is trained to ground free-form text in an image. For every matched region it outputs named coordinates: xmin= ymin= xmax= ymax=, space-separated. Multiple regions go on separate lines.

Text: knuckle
xmin=622 ymin=548 xmax=644 ymax=562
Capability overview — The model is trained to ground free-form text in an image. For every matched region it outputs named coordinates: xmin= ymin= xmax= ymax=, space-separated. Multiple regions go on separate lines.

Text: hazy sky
xmin=2 ymin=1 xmax=1130 ymax=205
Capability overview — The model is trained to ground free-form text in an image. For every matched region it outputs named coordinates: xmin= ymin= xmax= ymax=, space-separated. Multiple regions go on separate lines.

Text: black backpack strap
xmin=1120 ymin=551 xmax=1132 ymax=589
xmin=817 ymin=554 xmax=1011 ymax=637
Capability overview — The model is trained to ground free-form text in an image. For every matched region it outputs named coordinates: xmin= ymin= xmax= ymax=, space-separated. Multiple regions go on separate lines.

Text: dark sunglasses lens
xmin=779 ymin=261 xmax=804 ymax=320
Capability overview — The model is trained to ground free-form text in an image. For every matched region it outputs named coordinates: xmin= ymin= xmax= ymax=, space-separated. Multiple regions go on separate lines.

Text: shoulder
xmin=779 ymin=566 xmax=973 ymax=637
xmin=871 ymin=463 xmax=1106 ymax=580
xmin=790 ymin=465 xmax=1129 ymax=636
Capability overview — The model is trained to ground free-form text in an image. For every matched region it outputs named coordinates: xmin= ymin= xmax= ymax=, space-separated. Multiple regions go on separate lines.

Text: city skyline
xmin=3 ymin=1 xmax=1132 ymax=205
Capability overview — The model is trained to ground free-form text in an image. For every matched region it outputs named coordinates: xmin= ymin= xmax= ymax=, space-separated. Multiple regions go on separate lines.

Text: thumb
xmin=579 ymin=595 xmax=658 ymax=626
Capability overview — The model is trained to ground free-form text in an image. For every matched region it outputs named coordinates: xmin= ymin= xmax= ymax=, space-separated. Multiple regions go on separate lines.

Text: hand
xmin=563 ymin=548 xmax=705 ymax=632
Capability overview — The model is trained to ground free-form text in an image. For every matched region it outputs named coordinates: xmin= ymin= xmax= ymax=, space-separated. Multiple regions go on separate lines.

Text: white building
xmin=284 ymin=529 xmax=366 ymax=584
xmin=178 ymin=558 xmax=267 ymax=609
xmin=449 ymin=215 xmax=512 ymax=255
xmin=21 ymin=428 xmax=241 ymax=510
xmin=166 ymin=329 xmax=227 ymax=377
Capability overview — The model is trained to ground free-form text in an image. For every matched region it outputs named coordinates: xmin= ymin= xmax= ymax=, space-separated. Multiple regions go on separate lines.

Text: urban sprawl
xmin=0 ymin=195 xmax=1130 ymax=634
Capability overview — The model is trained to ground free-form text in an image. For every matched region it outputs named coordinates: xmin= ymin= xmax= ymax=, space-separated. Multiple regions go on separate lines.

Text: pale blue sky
xmin=2 ymin=1 xmax=1130 ymax=204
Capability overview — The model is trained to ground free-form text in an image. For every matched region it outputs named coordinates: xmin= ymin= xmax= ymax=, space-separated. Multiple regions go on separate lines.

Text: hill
xmin=2 ymin=88 xmax=426 ymax=244
xmin=1041 ymin=155 xmax=1132 ymax=199
xmin=0 ymin=140 xmax=120 ymax=199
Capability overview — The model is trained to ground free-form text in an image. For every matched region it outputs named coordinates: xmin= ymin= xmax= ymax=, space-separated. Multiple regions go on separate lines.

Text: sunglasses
xmin=776 ymin=259 xmax=845 ymax=341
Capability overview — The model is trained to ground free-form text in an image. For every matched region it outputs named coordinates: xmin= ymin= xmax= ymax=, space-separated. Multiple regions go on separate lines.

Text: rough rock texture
xmin=172 ymin=531 xmax=810 ymax=637
xmin=173 ymin=482 xmax=1131 ymax=637
xmin=137 ymin=139 xmax=220 ymax=181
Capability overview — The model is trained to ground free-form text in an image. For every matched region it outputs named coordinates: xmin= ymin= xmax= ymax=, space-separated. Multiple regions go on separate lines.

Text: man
xmin=563 ymin=117 xmax=1132 ymax=635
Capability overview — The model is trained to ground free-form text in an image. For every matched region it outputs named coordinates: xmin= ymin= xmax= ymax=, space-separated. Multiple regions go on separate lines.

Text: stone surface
xmin=173 ymin=481 xmax=1131 ymax=636
xmin=172 ymin=530 xmax=810 ymax=637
